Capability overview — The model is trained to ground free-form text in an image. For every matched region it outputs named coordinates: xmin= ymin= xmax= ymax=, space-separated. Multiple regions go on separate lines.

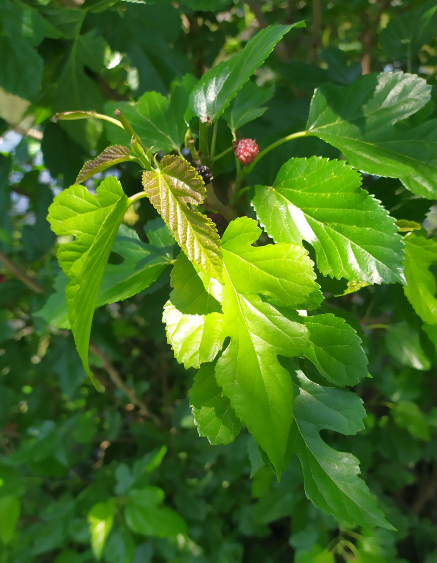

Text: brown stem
xmin=0 ymin=249 xmax=44 ymax=294
xmin=412 ymin=465 xmax=437 ymax=515
xmin=310 ymin=0 xmax=322 ymax=65
xmin=204 ymin=184 xmax=238 ymax=222
xmin=360 ymin=0 xmax=391 ymax=74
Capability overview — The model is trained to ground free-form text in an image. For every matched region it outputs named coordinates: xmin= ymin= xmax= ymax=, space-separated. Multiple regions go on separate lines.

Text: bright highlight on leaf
xmin=47 ymin=177 xmax=129 ymax=382
xmin=253 ymin=157 xmax=405 ymax=285
xmin=142 ymin=155 xmax=223 ymax=281
xmin=163 ymin=253 xmax=224 ymax=369
xmin=87 ymin=500 xmax=115 ymax=561
xmin=306 ymin=72 xmax=437 ymax=199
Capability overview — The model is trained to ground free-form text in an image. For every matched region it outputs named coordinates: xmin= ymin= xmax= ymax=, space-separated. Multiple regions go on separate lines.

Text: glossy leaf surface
xmin=306 ymin=72 xmax=437 ymax=199
xmin=253 ymin=157 xmax=404 ymax=284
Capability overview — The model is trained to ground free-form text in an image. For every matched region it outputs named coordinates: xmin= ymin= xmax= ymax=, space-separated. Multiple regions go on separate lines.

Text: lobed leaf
xmin=142 ymin=155 xmax=223 ymax=281
xmin=47 ymin=177 xmax=129 ymax=381
xmin=291 ymin=370 xmax=394 ymax=529
xmin=253 ymin=157 xmax=405 ymax=285
xmin=306 ymin=72 xmax=437 ymax=199
xmin=190 ymin=24 xmax=304 ymax=121
xmin=76 ymin=145 xmax=134 ymax=184
xmin=204 ymin=217 xmax=321 ymax=474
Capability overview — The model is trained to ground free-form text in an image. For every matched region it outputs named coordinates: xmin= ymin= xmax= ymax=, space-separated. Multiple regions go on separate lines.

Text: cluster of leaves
xmin=1 ymin=0 xmax=437 ymax=562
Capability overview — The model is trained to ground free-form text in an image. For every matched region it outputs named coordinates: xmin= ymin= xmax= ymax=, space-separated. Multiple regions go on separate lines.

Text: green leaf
xmin=380 ymin=0 xmax=437 ymax=60
xmin=296 ymin=546 xmax=335 ymax=563
xmin=88 ymin=501 xmax=116 ymax=561
xmin=145 ymin=217 xmax=174 ymax=248
xmin=386 ymin=322 xmax=431 ymax=371
xmin=0 ymin=495 xmax=20 ymax=544
xmin=105 ymin=86 xmax=189 ymax=153
xmin=47 ymin=335 xmax=85 ymax=397
xmin=124 ymin=487 xmax=187 ymax=538
xmin=306 ymin=72 xmax=437 ymax=199
xmin=37 ymin=225 xmax=170 ymax=330
xmin=221 ymin=216 xmax=323 ymax=309
xmin=190 ymin=24 xmax=304 ymax=121
xmin=0 ymin=0 xmax=44 ymax=99
xmin=163 ymin=253 xmax=224 ymax=369
xmin=223 ymin=81 xmax=274 ymax=131
xmin=392 ymin=400 xmax=430 ymax=441
xmin=253 ymin=157 xmax=404 ymax=285
xmin=142 ymin=155 xmax=222 ymax=281
xmin=290 ymin=370 xmax=394 ymax=529
xmin=303 ymin=314 xmax=368 ymax=387
xmin=47 ymin=177 xmax=130 ymax=381
xmin=215 ymin=218 xmax=321 ymax=474
xmin=190 ymin=362 xmax=242 ymax=445
xmin=76 ymin=146 xmax=135 ymax=184
xmin=403 ymin=231 xmax=437 ymax=326
xmin=396 ymin=219 xmax=422 ymax=232
xmin=98 ymin=224 xmax=172 ymax=305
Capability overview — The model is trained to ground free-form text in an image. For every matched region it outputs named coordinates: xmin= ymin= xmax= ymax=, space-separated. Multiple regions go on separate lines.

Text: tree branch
xmin=243 ymin=0 xmax=288 ymax=61
xmin=412 ymin=465 xmax=437 ymax=515
xmin=89 ymin=342 xmax=162 ymax=427
xmin=310 ymin=0 xmax=322 ymax=65
xmin=0 ymin=249 xmax=45 ymax=293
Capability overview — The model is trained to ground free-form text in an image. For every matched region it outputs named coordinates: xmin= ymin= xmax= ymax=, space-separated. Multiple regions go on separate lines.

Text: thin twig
xmin=412 ymin=465 xmax=437 ymax=515
xmin=310 ymin=0 xmax=322 ymax=65
xmin=205 ymin=184 xmax=238 ymax=222
xmin=0 ymin=249 xmax=161 ymax=426
xmin=0 ymin=249 xmax=45 ymax=293
xmin=13 ymin=127 xmax=43 ymax=141
xmin=89 ymin=342 xmax=161 ymax=427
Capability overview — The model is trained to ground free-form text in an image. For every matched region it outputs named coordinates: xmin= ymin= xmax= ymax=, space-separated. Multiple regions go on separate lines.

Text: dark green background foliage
xmin=1 ymin=0 xmax=437 ymax=561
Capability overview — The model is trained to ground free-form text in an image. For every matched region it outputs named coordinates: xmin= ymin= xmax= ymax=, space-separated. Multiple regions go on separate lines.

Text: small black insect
xmin=195 ymin=165 xmax=212 ymax=185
